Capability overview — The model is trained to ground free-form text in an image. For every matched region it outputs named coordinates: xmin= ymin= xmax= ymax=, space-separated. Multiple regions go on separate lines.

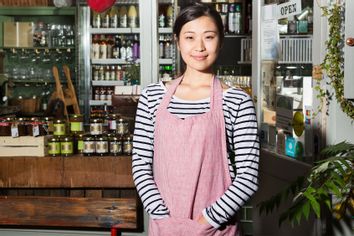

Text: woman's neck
xmin=181 ymin=69 xmax=214 ymax=87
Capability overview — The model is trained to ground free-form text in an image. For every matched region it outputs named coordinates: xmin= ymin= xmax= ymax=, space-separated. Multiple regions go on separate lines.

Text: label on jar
xmin=83 ymin=141 xmax=95 ymax=154
xmin=77 ymin=140 xmax=84 ymax=151
xmin=54 ymin=123 xmax=66 ymax=136
xmin=61 ymin=141 xmax=73 ymax=155
xmin=117 ymin=123 xmax=125 ymax=135
xmin=108 ymin=120 xmax=117 ymax=130
xmin=70 ymin=121 xmax=83 ymax=132
xmin=96 ymin=140 xmax=108 ymax=154
xmin=48 ymin=142 xmax=61 ymax=155
xmin=110 ymin=141 xmax=122 ymax=154
xmin=32 ymin=124 xmax=40 ymax=137
xmin=90 ymin=123 xmax=103 ymax=135
xmin=11 ymin=124 xmax=19 ymax=137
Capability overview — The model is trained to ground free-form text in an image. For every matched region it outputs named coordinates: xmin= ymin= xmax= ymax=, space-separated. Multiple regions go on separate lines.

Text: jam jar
xmin=123 ymin=134 xmax=133 ymax=155
xmin=89 ymin=118 xmax=103 ymax=136
xmin=0 ymin=118 xmax=12 ymax=136
xmin=74 ymin=133 xmax=84 ymax=155
xmin=48 ymin=136 xmax=61 ymax=157
xmin=60 ymin=135 xmax=73 ymax=157
xmin=95 ymin=134 xmax=109 ymax=156
xmin=83 ymin=134 xmax=96 ymax=156
xmin=108 ymin=113 xmax=119 ymax=133
xmin=69 ymin=114 xmax=84 ymax=134
xmin=117 ymin=118 xmax=129 ymax=136
xmin=53 ymin=119 xmax=66 ymax=136
xmin=109 ymin=134 xmax=122 ymax=156
xmin=43 ymin=116 xmax=54 ymax=134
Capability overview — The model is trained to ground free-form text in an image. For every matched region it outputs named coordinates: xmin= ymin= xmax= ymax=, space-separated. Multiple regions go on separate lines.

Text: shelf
xmin=159 ymin=58 xmax=173 ymax=64
xmin=89 ymin=100 xmax=112 ymax=106
xmin=0 ymin=46 xmax=75 ymax=50
xmin=158 ymin=27 xmax=173 ymax=33
xmin=8 ymin=78 xmax=56 ymax=84
xmin=91 ymin=58 xmax=140 ymax=65
xmin=0 ymin=7 xmax=76 ymax=15
xmin=90 ymin=27 xmax=140 ymax=34
xmin=92 ymin=80 xmax=125 ymax=86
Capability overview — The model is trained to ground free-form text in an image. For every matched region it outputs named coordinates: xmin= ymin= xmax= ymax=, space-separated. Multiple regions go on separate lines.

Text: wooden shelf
xmin=0 ymin=156 xmax=134 ymax=188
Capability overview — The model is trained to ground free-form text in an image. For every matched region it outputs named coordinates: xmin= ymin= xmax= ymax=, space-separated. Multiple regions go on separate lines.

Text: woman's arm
xmin=203 ymin=93 xmax=260 ymax=228
xmin=132 ymin=89 xmax=170 ymax=219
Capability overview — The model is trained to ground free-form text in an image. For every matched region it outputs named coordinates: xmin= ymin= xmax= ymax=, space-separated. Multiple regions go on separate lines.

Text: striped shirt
xmin=132 ymin=81 xmax=260 ymax=228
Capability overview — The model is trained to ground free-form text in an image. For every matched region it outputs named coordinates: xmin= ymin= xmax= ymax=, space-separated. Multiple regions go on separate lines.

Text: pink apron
xmin=149 ymin=76 xmax=238 ymax=236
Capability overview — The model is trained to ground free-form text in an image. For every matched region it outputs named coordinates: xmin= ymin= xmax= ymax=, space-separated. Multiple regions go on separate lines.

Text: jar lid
xmin=54 ymin=119 xmax=65 ymax=124
xmin=90 ymin=118 xmax=103 ymax=123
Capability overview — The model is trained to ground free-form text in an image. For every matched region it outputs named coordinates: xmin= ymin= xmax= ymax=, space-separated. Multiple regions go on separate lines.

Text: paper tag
xmin=11 ymin=124 xmax=19 ymax=137
xmin=32 ymin=124 xmax=40 ymax=137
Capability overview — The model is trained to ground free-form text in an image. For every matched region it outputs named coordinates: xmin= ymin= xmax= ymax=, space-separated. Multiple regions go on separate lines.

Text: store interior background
xmin=0 ymin=0 xmax=353 ymax=235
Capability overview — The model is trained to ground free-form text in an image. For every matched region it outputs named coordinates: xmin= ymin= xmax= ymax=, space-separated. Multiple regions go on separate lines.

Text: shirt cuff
xmin=149 ymin=213 xmax=170 ymax=220
xmin=202 ymin=208 xmax=221 ymax=229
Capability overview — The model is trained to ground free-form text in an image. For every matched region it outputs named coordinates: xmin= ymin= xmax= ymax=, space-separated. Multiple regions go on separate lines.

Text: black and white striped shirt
xmin=132 ymin=81 xmax=260 ymax=228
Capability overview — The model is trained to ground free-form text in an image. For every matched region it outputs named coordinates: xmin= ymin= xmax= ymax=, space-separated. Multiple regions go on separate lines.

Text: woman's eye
xmin=205 ymin=35 xmax=215 ymax=40
xmin=185 ymin=36 xmax=193 ymax=40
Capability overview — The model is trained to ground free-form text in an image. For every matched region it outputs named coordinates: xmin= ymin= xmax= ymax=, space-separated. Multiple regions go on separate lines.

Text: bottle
xmin=128 ymin=5 xmax=138 ymax=28
xmin=113 ymin=35 xmax=121 ymax=59
xmin=228 ymin=4 xmax=236 ymax=34
xmin=126 ymin=38 xmax=133 ymax=60
xmin=166 ymin=5 xmax=173 ymax=28
xmin=164 ymin=36 xmax=172 ymax=59
xmin=120 ymin=37 xmax=127 ymax=60
xmin=92 ymin=34 xmax=100 ymax=59
xmin=92 ymin=11 xmax=101 ymax=28
xmin=119 ymin=6 xmax=128 ymax=28
xmin=159 ymin=8 xmax=166 ymax=28
xmin=110 ymin=6 xmax=118 ymax=28
xmin=105 ymin=66 xmax=111 ymax=80
xmin=159 ymin=35 xmax=164 ymax=58
xmin=106 ymin=35 xmax=114 ymax=58
xmin=99 ymin=35 xmax=107 ymax=59
xmin=307 ymin=8 xmax=313 ymax=33
xmin=246 ymin=2 xmax=252 ymax=34
xmin=132 ymin=34 xmax=140 ymax=59
xmin=220 ymin=4 xmax=228 ymax=33
xmin=234 ymin=4 xmax=242 ymax=34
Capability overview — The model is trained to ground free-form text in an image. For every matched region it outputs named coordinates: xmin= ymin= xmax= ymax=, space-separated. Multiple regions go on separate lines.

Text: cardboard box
xmin=0 ymin=136 xmax=48 ymax=157
xmin=3 ymin=22 xmax=34 ymax=47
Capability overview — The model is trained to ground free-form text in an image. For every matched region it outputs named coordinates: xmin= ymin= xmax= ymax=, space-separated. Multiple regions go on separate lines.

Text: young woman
xmin=132 ymin=2 xmax=259 ymax=235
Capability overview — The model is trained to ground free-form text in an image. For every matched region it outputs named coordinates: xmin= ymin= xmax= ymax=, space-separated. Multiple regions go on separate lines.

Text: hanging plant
xmin=315 ymin=2 xmax=354 ymax=120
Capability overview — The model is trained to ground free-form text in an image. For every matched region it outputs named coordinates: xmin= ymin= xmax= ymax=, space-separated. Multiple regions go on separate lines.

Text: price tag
xmin=33 ymin=124 xmax=40 ymax=137
xmin=11 ymin=124 xmax=19 ymax=137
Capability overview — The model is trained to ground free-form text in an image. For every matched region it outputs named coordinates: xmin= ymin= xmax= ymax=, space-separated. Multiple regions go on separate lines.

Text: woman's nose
xmin=194 ymin=39 xmax=206 ymax=52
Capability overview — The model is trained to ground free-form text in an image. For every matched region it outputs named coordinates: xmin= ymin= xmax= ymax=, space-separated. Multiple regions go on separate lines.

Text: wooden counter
xmin=0 ymin=156 xmax=142 ymax=233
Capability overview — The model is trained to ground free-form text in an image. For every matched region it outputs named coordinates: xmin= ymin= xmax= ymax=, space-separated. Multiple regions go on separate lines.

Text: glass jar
xmin=109 ymin=134 xmax=122 ymax=156
xmin=53 ymin=119 xmax=66 ymax=136
xmin=0 ymin=118 xmax=12 ymax=136
xmin=44 ymin=116 xmax=54 ymax=134
xmin=69 ymin=114 xmax=84 ymax=134
xmin=89 ymin=118 xmax=103 ymax=135
xmin=16 ymin=117 xmax=27 ymax=136
xmin=60 ymin=135 xmax=73 ymax=157
xmin=95 ymin=134 xmax=108 ymax=156
xmin=117 ymin=118 xmax=129 ymax=135
xmin=83 ymin=134 xmax=96 ymax=156
xmin=108 ymin=113 xmax=119 ymax=133
xmin=75 ymin=133 xmax=84 ymax=155
xmin=48 ymin=136 xmax=61 ymax=157
xmin=123 ymin=134 xmax=133 ymax=155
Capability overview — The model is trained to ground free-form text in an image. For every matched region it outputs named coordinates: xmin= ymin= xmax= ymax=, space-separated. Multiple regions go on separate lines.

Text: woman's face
xmin=177 ymin=16 xmax=220 ymax=73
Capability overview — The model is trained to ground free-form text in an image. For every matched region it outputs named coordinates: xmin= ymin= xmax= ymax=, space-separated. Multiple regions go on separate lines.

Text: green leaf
xmin=303 ymin=201 xmax=311 ymax=220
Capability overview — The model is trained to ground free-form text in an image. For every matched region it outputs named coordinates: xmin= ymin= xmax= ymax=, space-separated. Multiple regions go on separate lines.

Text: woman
xmin=132 ymin=2 xmax=259 ymax=235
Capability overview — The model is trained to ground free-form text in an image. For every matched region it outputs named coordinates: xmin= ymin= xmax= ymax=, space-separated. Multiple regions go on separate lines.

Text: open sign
xmin=277 ymin=0 xmax=302 ymax=19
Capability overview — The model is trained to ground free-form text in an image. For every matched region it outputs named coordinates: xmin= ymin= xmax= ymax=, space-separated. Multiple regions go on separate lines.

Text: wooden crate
xmin=0 ymin=136 xmax=48 ymax=157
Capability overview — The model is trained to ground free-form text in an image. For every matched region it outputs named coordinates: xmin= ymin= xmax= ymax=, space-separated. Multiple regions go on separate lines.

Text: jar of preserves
xmin=108 ymin=113 xmax=119 ymax=133
xmin=95 ymin=134 xmax=109 ymax=156
xmin=69 ymin=114 xmax=84 ymax=134
xmin=75 ymin=133 xmax=84 ymax=155
xmin=0 ymin=118 xmax=12 ymax=136
xmin=83 ymin=134 xmax=96 ymax=156
xmin=44 ymin=116 xmax=54 ymax=134
xmin=109 ymin=134 xmax=122 ymax=156
xmin=27 ymin=117 xmax=47 ymax=136
xmin=48 ymin=136 xmax=61 ymax=157
xmin=60 ymin=135 xmax=73 ymax=157
xmin=53 ymin=119 xmax=66 ymax=136
xmin=89 ymin=118 xmax=103 ymax=135
xmin=123 ymin=134 xmax=133 ymax=155
xmin=117 ymin=118 xmax=129 ymax=135
xmin=16 ymin=117 xmax=27 ymax=136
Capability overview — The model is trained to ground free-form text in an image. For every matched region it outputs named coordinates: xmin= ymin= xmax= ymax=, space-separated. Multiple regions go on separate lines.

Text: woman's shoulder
xmin=223 ymin=85 xmax=252 ymax=102
xmin=141 ymin=82 xmax=166 ymax=96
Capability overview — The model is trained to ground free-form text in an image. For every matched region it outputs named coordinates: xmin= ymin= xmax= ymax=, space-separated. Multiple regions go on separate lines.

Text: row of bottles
xmin=93 ymin=86 xmax=114 ymax=101
xmin=92 ymin=5 xmax=139 ymax=28
xmin=158 ymin=4 xmax=174 ymax=28
xmin=159 ymin=35 xmax=174 ymax=59
xmin=91 ymin=34 xmax=140 ymax=60
xmin=92 ymin=65 xmax=128 ymax=81
xmin=206 ymin=0 xmax=252 ymax=35
xmin=33 ymin=21 xmax=75 ymax=48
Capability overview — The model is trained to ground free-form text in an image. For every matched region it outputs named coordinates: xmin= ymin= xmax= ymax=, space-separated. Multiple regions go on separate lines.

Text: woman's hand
xmin=197 ymin=214 xmax=209 ymax=225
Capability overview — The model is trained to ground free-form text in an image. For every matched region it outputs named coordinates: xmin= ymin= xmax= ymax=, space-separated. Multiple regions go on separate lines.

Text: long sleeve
xmin=132 ymin=89 xmax=170 ymax=219
xmin=202 ymin=93 xmax=260 ymax=228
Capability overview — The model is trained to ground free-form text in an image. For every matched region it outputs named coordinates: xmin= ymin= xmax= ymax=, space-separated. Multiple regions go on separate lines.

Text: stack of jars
xmin=83 ymin=113 xmax=133 ymax=157
xmin=0 ymin=116 xmax=50 ymax=137
xmin=48 ymin=114 xmax=84 ymax=157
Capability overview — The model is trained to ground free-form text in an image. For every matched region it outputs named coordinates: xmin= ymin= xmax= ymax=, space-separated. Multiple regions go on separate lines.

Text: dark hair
xmin=173 ymin=2 xmax=224 ymax=45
